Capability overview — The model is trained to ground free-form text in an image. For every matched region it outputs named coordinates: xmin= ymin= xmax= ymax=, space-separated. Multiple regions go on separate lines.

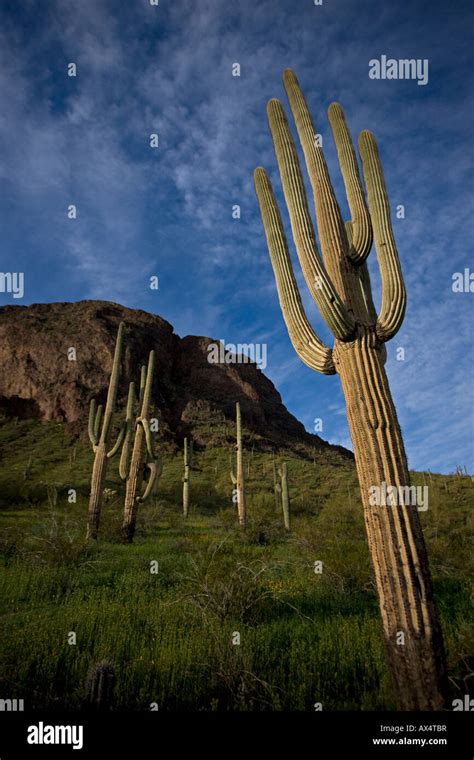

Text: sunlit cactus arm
xmin=328 ymin=103 xmax=372 ymax=264
xmin=358 ymin=130 xmax=406 ymax=341
xmin=265 ymin=99 xmax=354 ymax=340
xmin=282 ymin=71 xmax=349 ymax=289
xmin=254 ymin=167 xmax=335 ymax=375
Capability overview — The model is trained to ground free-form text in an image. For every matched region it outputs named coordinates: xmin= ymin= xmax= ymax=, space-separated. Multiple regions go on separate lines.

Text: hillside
xmin=0 ymin=301 xmax=472 ymax=711
xmin=0 ymin=300 xmax=351 ymax=459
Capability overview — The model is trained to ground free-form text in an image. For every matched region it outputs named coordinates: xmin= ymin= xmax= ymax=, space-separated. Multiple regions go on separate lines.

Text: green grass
xmin=0 ymin=417 xmax=472 ymax=710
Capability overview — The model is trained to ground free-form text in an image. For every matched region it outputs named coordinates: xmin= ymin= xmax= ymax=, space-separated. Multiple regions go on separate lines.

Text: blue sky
xmin=0 ymin=0 xmax=472 ymax=473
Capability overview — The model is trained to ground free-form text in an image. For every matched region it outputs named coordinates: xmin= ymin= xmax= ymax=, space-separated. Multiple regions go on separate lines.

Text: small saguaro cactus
xmin=84 ymin=661 xmax=116 ymax=711
xmin=253 ymin=69 xmax=447 ymax=710
xmin=120 ymin=350 xmax=162 ymax=544
xmin=182 ymin=437 xmax=193 ymax=517
xmin=278 ymin=462 xmax=290 ymax=531
xmin=87 ymin=322 xmax=126 ymax=540
xmin=272 ymin=456 xmax=281 ymax=512
xmin=230 ymin=402 xmax=246 ymax=527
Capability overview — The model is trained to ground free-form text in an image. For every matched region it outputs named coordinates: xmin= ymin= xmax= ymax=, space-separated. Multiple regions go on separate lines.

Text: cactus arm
xmin=328 ymin=103 xmax=372 ymax=264
xmin=282 ymin=71 xmax=350 ymax=291
xmin=93 ymin=405 xmax=103 ymax=444
xmin=138 ymin=417 xmax=158 ymax=460
xmin=88 ymin=399 xmax=99 ymax=447
xmin=119 ymin=382 xmax=135 ymax=480
xmin=358 ymin=131 xmax=406 ymax=341
xmin=138 ymin=365 xmax=147 ymax=409
xmin=254 ymin=168 xmax=335 ymax=375
xmin=137 ymin=462 xmax=158 ymax=503
xmin=140 ymin=351 xmax=155 ymax=416
xmin=100 ymin=321 xmax=125 ymax=442
xmin=265 ymin=99 xmax=354 ymax=341
xmin=107 ymin=424 xmax=125 ymax=459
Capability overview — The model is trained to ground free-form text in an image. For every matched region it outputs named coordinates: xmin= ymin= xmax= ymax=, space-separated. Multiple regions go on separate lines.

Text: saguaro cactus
xmin=120 ymin=350 xmax=162 ymax=543
xmin=182 ymin=437 xmax=193 ymax=517
xmin=253 ymin=69 xmax=447 ymax=710
xmin=278 ymin=462 xmax=290 ymax=531
xmin=230 ymin=402 xmax=246 ymax=527
xmin=272 ymin=456 xmax=281 ymax=513
xmin=87 ymin=322 xmax=125 ymax=540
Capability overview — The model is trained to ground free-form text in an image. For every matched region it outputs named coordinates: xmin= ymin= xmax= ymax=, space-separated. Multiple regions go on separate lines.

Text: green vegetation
xmin=0 ymin=417 xmax=472 ymax=711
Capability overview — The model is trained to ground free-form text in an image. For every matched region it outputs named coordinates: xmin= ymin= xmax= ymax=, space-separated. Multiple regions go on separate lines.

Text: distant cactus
xmin=253 ymin=68 xmax=447 ymax=709
xmin=120 ymin=350 xmax=162 ymax=544
xmin=182 ymin=437 xmax=193 ymax=517
xmin=230 ymin=402 xmax=246 ymax=527
xmin=84 ymin=661 xmax=115 ymax=711
xmin=278 ymin=462 xmax=290 ymax=530
xmin=87 ymin=322 xmax=125 ymax=540
xmin=272 ymin=456 xmax=281 ymax=512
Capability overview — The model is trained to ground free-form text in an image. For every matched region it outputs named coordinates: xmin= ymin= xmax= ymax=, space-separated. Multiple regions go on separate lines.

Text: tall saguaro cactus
xmin=87 ymin=322 xmax=126 ymax=540
xmin=182 ymin=437 xmax=193 ymax=517
xmin=230 ymin=402 xmax=246 ymax=527
xmin=120 ymin=350 xmax=162 ymax=543
xmin=253 ymin=69 xmax=447 ymax=710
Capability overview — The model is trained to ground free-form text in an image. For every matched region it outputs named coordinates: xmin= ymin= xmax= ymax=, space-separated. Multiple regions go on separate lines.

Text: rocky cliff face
xmin=0 ymin=300 xmax=351 ymax=458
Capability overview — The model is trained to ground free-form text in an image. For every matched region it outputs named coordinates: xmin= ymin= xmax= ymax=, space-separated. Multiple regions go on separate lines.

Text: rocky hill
xmin=0 ymin=300 xmax=351 ymax=459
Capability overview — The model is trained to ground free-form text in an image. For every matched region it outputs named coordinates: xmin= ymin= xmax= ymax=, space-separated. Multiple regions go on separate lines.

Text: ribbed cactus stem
xmin=278 ymin=462 xmax=290 ymax=530
xmin=86 ymin=322 xmax=125 ymax=541
xmin=183 ymin=437 xmax=193 ymax=517
xmin=254 ymin=69 xmax=447 ymax=710
xmin=121 ymin=350 xmax=161 ymax=544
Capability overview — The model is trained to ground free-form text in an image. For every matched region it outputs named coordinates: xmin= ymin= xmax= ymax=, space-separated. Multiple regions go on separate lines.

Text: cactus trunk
xmin=121 ymin=423 xmax=145 ymax=543
xmin=235 ymin=403 xmax=246 ymax=527
xmin=120 ymin=351 xmax=161 ymax=543
xmin=86 ymin=442 xmax=108 ymax=540
xmin=335 ymin=332 xmax=447 ymax=709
